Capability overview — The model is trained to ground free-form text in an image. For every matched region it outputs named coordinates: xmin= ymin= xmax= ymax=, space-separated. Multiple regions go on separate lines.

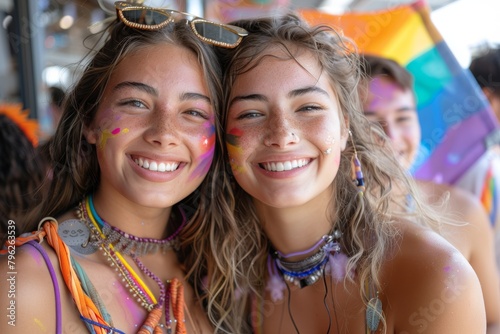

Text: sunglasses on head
xmin=114 ymin=1 xmax=248 ymax=48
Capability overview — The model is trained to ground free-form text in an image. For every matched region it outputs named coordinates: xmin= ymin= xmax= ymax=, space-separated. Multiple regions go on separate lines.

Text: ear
xmin=83 ymin=124 xmax=98 ymax=144
xmin=482 ymin=87 xmax=494 ymax=102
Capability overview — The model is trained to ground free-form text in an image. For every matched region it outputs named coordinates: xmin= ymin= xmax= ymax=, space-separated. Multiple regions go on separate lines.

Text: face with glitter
xmin=85 ymin=44 xmax=215 ymax=208
xmin=225 ymin=47 xmax=348 ymax=208
xmin=363 ymin=76 xmax=420 ymax=171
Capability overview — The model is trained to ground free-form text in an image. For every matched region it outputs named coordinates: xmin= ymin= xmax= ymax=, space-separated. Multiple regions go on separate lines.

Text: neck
xmin=92 ymin=189 xmax=173 ymax=239
xmin=255 ymin=198 xmax=333 ymax=258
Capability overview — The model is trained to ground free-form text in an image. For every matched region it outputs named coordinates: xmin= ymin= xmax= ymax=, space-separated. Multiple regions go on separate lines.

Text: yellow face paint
xmin=98 ymin=127 xmax=129 ymax=150
xmin=226 ymin=127 xmax=245 ymax=174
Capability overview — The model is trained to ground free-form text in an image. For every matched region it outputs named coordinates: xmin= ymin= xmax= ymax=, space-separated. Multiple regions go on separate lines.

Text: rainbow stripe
xmin=481 ymin=166 xmax=498 ymax=224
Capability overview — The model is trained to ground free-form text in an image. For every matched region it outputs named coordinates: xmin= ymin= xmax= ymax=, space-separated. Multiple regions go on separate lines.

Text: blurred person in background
xmin=469 ymin=46 xmax=500 ymax=123
xmin=361 ymin=54 xmax=500 ymax=333
xmin=0 ymin=104 xmax=46 ymax=245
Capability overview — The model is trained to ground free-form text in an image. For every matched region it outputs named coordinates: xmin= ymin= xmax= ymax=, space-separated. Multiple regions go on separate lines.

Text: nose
xmin=143 ymin=108 xmax=179 ymax=147
xmin=263 ymin=112 xmax=299 ymax=148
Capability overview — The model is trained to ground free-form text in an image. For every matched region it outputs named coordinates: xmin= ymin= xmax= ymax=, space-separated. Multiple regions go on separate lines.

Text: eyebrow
xmin=288 ymin=86 xmax=330 ymax=99
xmin=114 ymin=81 xmax=158 ymax=96
xmin=229 ymin=85 xmax=330 ymax=107
xmin=113 ymin=82 xmax=211 ymax=103
xmin=180 ymin=92 xmax=211 ymax=104
xmin=364 ymin=106 xmax=416 ymax=115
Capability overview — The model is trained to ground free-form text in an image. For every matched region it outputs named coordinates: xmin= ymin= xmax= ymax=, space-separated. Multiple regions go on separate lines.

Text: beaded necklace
xmin=260 ymin=229 xmax=382 ymax=333
xmin=266 ymin=229 xmax=348 ymax=301
xmin=82 ymin=195 xmax=187 ymax=334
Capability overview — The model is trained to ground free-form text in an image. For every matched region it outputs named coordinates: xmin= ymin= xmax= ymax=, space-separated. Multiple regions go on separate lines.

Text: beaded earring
xmin=349 ymin=130 xmax=365 ymax=194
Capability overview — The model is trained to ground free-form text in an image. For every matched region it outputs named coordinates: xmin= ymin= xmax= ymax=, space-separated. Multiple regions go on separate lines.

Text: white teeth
xmin=263 ymin=159 xmax=309 ymax=172
xmin=134 ymin=158 xmax=179 ymax=173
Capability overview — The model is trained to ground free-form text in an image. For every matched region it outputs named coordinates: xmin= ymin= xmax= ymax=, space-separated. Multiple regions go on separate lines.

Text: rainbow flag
xmin=300 ymin=0 xmax=500 ymax=225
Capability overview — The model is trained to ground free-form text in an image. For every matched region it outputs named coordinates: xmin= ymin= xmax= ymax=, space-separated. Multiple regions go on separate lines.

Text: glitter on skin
xmin=190 ymin=121 xmax=216 ymax=180
xmin=112 ymin=280 xmax=144 ymax=325
xmin=97 ymin=127 xmax=130 ymax=150
xmin=225 ymin=127 xmax=245 ymax=174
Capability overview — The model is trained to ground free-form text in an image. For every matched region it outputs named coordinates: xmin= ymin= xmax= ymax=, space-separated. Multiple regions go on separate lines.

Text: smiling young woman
xmin=216 ymin=13 xmax=486 ymax=333
xmin=0 ymin=4 xmax=248 ymax=334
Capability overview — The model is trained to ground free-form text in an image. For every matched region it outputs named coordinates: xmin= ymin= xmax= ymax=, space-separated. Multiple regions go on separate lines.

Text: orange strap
xmin=0 ymin=230 xmax=46 ymax=255
xmin=1 ymin=219 xmax=110 ymax=333
xmin=42 ymin=220 xmax=110 ymax=333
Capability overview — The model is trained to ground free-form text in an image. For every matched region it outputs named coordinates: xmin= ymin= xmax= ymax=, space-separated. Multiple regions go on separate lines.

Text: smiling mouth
xmin=260 ymin=159 xmax=310 ymax=172
xmin=134 ymin=157 xmax=180 ymax=172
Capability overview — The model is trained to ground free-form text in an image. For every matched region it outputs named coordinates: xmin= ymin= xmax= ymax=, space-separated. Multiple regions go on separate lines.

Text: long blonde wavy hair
xmin=216 ymin=13 xmax=441 ymax=332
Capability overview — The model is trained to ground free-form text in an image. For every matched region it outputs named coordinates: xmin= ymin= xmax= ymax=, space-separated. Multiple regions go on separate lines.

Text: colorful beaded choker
xmin=266 ymin=229 xmax=349 ymax=302
xmin=81 ymin=195 xmax=187 ymax=334
xmin=264 ymin=229 xmax=382 ymax=332
xmin=82 ymin=194 xmax=186 ymax=256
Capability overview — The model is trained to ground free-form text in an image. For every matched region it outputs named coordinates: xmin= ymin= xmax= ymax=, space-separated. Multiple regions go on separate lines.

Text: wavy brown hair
xmin=216 ymin=13 xmax=439 ymax=331
xmin=0 ymin=114 xmax=46 ymax=245
xmin=24 ymin=20 xmax=242 ymax=333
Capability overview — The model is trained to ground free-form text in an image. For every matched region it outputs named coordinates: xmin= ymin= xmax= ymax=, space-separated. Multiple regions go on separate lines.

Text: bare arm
xmin=459 ymin=192 xmax=500 ymax=334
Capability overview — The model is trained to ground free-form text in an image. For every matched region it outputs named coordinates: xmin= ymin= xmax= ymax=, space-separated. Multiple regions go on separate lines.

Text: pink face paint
xmin=97 ymin=127 xmax=129 ymax=150
xmin=190 ymin=121 xmax=216 ymax=180
xmin=368 ymin=77 xmax=401 ymax=110
xmin=226 ymin=127 xmax=245 ymax=173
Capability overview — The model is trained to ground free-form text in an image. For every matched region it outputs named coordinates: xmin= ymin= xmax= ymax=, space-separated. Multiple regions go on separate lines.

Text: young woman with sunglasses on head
xmin=0 ymin=3 xmax=247 ymax=334
xmin=216 ymin=13 xmax=486 ymax=333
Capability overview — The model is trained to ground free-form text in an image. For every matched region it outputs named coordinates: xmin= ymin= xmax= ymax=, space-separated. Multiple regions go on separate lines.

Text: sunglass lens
xmin=193 ymin=22 xmax=240 ymax=45
xmin=122 ymin=9 xmax=169 ymax=26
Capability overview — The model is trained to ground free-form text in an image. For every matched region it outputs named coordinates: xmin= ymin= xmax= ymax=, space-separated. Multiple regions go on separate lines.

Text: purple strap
xmin=26 ymin=241 xmax=62 ymax=334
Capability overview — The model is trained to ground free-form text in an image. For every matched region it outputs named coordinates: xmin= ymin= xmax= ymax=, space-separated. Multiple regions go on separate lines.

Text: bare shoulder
xmin=381 ymin=220 xmax=486 ymax=333
xmin=417 ymin=180 xmax=492 ymax=254
xmin=0 ymin=241 xmax=60 ymax=333
xmin=417 ymin=180 xmax=486 ymax=220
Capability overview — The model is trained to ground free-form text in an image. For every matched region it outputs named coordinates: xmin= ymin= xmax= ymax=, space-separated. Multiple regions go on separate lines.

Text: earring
xmin=324 ymin=148 xmax=332 ymax=155
xmin=349 ymin=130 xmax=365 ymax=193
